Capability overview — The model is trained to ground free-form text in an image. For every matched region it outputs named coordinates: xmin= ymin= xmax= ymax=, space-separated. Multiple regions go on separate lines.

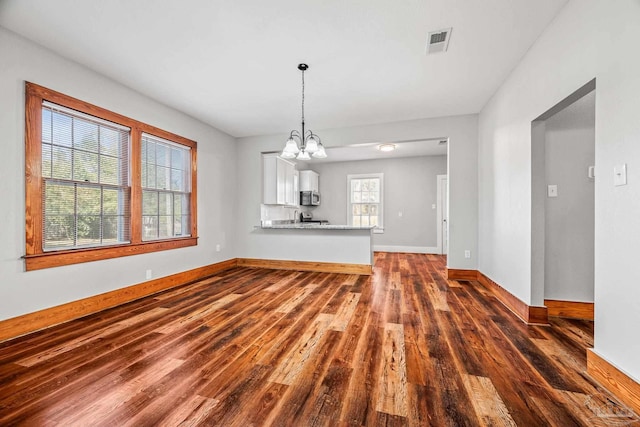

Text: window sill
xmin=24 ymin=237 xmax=198 ymax=271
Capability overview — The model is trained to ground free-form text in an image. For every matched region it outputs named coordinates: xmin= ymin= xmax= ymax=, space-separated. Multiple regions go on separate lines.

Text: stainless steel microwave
xmin=300 ymin=191 xmax=320 ymax=206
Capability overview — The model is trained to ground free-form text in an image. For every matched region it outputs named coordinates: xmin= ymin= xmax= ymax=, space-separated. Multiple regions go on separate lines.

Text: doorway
xmin=531 ymin=79 xmax=595 ymax=318
xmin=437 ymin=174 xmax=448 ymax=255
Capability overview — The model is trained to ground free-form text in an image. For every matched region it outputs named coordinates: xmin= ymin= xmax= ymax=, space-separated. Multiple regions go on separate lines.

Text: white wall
xmin=544 ymin=92 xmax=595 ymax=302
xmin=236 ymin=114 xmax=478 ymax=269
xmin=478 ymin=0 xmax=640 ymax=380
xmin=244 ymin=229 xmax=373 ymax=265
xmin=0 ymin=27 xmax=237 ymax=321
xmin=309 ymin=156 xmax=447 ymax=251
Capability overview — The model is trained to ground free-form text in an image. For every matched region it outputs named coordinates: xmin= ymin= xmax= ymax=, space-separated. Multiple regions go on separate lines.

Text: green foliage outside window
xmin=41 ymin=105 xmax=129 ymax=250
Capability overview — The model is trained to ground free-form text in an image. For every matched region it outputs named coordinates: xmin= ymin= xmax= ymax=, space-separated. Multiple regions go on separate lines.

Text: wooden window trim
xmin=24 ymin=82 xmax=198 ymax=271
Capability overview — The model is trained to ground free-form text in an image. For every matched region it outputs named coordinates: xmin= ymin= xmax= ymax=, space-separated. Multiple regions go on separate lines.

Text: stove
xmin=301 ymin=219 xmax=330 ymax=224
xmin=300 ymin=212 xmax=329 ymax=225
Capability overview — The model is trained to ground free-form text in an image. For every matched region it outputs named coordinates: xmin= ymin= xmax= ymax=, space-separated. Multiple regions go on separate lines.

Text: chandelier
xmin=281 ymin=63 xmax=327 ymax=160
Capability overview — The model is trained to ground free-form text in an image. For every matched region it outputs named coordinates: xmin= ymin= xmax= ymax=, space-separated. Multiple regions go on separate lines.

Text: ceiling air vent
xmin=426 ymin=28 xmax=452 ymax=54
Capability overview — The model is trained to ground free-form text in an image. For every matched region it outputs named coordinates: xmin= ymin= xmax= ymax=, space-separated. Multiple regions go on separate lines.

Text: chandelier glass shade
xmin=281 ymin=63 xmax=327 ymax=160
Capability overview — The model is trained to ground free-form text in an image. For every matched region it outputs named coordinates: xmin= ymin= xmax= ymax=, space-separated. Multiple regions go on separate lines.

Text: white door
xmin=437 ymin=175 xmax=448 ymax=255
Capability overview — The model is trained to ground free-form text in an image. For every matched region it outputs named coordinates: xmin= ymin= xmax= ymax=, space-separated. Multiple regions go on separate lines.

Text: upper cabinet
xmin=263 ymin=154 xmax=298 ymax=206
xmin=292 ymin=169 xmax=300 ymax=206
xmin=299 ymin=170 xmax=319 ymax=193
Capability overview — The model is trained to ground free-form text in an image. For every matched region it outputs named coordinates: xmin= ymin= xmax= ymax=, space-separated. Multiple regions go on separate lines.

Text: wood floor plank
xmin=243 ymin=381 xmax=289 ymax=425
xmin=253 ymin=274 xmax=345 ymax=366
xmin=262 ymin=330 xmax=344 ymax=426
xmin=402 ymin=312 xmax=429 ymax=386
xmin=406 ymin=382 xmax=430 ymax=427
xmin=153 ymin=395 xmax=219 ymax=427
xmin=0 ymin=253 xmax=637 ymax=426
xmin=268 ymin=313 xmax=335 ymax=385
xmin=304 ymin=361 xmax=353 ymax=425
xmin=341 ymin=274 xmax=361 ymax=287
xmin=444 ymin=286 xmax=557 ymax=426
xmin=0 ymin=331 xmax=175 ymax=422
xmin=275 ymin=284 xmax=319 ymax=313
xmin=376 ymin=323 xmax=408 ymax=417
xmin=349 ymin=274 xmax=370 ymax=294
xmin=263 ymin=271 xmax=303 ymax=293
xmin=558 ymin=390 xmax=640 ymax=427
xmin=528 ymin=395 xmax=584 ymax=427
xmin=339 ymin=312 xmax=384 ymax=426
xmin=329 ymin=292 xmax=361 ymax=331
xmin=426 ymin=280 xmax=450 ymax=312
xmin=462 ymin=374 xmax=517 ymax=427
xmin=0 ymin=293 xmax=176 ymax=366
xmin=322 ymin=284 xmax=351 ymax=315
xmin=55 ymin=357 xmax=184 ymax=425
xmin=4 ymin=331 xmax=177 ymax=425
xmin=16 ymin=306 xmax=170 ymax=367
xmin=200 ymin=364 xmax=278 ymax=426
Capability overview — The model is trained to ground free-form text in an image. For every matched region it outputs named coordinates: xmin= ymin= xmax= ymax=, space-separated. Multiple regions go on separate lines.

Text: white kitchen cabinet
xmin=283 ymin=160 xmax=295 ymax=205
xmin=263 ymin=154 xmax=298 ymax=206
xmin=299 ymin=170 xmax=319 ymax=192
xmin=292 ymin=169 xmax=300 ymax=206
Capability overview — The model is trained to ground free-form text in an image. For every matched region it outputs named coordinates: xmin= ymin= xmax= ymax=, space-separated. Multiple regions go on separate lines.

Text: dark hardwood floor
xmin=0 ymin=253 xmax=638 ymax=426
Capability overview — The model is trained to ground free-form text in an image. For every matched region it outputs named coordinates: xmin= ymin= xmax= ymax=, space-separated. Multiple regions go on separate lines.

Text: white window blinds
xmin=41 ymin=101 xmax=131 ymax=250
xmin=141 ymin=133 xmax=192 ymax=241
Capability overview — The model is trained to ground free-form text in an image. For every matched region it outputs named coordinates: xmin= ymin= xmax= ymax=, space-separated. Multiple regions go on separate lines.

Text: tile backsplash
xmin=260 ymin=204 xmax=299 ymax=223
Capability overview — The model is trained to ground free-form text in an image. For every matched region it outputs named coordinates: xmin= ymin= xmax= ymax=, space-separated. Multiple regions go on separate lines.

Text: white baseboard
xmin=373 ymin=245 xmax=440 ymax=254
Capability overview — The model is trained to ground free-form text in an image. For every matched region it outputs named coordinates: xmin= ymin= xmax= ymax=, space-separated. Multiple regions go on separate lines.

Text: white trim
xmin=373 ymin=245 xmax=440 ymax=254
xmin=436 ymin=174 xmax=448 ymax=255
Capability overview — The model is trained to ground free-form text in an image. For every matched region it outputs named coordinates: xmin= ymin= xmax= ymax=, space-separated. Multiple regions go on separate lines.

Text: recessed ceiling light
xmin=377 ymin=144 xmax=396 ymax=152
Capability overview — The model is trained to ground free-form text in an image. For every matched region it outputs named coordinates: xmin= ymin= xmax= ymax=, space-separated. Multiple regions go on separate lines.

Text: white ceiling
xmin=0 ymin=0 xmax=568 ymax=138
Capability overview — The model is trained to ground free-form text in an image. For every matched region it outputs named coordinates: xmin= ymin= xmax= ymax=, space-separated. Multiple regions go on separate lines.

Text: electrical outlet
xmin=145 ymin=269 xmax=152 ymax=280
xmin=398 ymin=211 xmax=403 ymax=217
xmin=216 ymin=244 xmax=221 ymax=252
xmin=464 ymin=250 xmax=471 ymax=259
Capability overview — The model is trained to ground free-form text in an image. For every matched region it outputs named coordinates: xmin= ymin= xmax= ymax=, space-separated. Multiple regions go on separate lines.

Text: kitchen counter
xmin=248 ymin=222 xmax=374 ymax=272
xmin=258 ymin=223 xmax=375 ymax=230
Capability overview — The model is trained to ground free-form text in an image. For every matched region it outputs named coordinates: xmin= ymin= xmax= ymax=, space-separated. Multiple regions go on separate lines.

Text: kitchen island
xmin=239 ymin=223 xmax=374 ymax=274
xmin=260 ymin=223 xmax=373 ymax=231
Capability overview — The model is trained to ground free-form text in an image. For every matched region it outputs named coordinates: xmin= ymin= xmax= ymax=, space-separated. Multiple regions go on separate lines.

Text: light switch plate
xmin=614 ymin=164 xmax=627 ymax=186
xmin=547 ymin=184 xmax=558 ymax=198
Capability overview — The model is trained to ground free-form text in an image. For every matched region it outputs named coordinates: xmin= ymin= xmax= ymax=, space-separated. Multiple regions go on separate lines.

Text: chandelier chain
xmin=301 ymin=68 xmax=305 ymax=125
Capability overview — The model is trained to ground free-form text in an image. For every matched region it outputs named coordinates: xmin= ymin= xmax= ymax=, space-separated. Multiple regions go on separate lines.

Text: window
xmin=348 ymin=173 xmax=383 ymax=231
xmin=25 ymin=82 xmax=197 ymax=270
xmin=41 ymin=102 xmax=131 ymax=251
xmin=141 ymin=134 xmax=191 ymax=241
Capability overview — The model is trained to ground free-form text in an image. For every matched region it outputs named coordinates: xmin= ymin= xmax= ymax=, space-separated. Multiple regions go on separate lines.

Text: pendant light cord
xmin=301 ymin=68 xmax=305 ymax=125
